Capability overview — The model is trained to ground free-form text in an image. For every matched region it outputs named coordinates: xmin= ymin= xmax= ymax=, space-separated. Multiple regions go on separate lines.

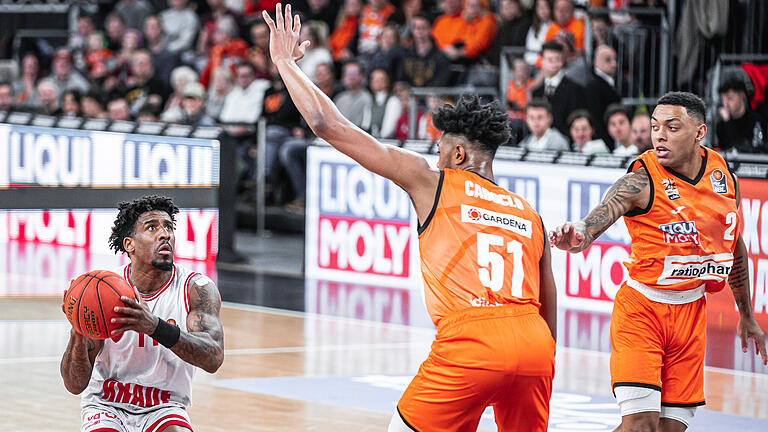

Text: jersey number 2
xmin=724 ymin=212 xmax=738 ymax=240
xmin=477 ymin=233 xmax=524 ymax=297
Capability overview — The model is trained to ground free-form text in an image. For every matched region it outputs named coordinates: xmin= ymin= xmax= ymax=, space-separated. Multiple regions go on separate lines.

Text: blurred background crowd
xmin=0 ymin=0 xmax=766 ymax=212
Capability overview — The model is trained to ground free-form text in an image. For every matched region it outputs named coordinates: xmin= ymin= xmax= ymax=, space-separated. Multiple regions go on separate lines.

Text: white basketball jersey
xmin=81 ymin=263 xmax=202 ymax=414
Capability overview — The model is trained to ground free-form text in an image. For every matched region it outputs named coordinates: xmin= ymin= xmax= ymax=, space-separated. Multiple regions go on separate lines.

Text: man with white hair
xmin=585 ymin=44 xmax=621 ymax=146
xmin=35 ymin=79 xmax=60 ymax=115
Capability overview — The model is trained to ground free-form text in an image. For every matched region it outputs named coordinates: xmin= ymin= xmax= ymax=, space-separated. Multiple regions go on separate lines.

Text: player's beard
xmin=152 ymin=258 xmax=173 ymax=271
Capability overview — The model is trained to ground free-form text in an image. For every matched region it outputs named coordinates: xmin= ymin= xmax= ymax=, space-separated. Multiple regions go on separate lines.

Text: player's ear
xmin=454 ymin=144 xmax=466 ymax=164
xmin=123 ymin=237 xmax=135 ymax=254
xmin=696 ymin=123 xmax=707 ymax=143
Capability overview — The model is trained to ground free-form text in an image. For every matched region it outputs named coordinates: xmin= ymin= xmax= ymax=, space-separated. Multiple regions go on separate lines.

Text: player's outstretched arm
xmin=262 ymin=4 xmax=436 ymax=198
xmin=538 ymin=233 xmax=557 ymax=342
xmin=60 ymin=329 xmax=103 ymax=394
xmin=112 ymin=279 xmax=224 ymax=374
xmin=728 ymin=178 xmax=767 ymax=364
xmin=549 ymin=168 xmax=650 ymax=253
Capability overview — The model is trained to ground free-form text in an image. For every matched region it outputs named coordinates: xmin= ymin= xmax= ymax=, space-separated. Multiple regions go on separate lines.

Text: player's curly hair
xmin=108 ymin=195 xmax=179 ymax=254
xmin=433 ymin=94 xmax=511 ymax=156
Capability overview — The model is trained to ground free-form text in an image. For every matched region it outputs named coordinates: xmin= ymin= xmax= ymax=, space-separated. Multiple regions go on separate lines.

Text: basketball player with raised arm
xmin=60 ymin=196 xmax=224 ymax=432
xmin=263 ymin=4 xmax=558 ymax=431
xmin=550 ymin=92 xmax=768 ymax=432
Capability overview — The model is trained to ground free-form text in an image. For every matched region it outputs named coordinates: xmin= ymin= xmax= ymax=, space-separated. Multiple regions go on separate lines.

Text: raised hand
xmin=262 ymin=3 xmax=311 ymax=64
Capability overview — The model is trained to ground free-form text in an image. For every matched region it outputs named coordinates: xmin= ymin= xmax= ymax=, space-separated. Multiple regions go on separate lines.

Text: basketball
xmin=63 ymin=270 xmax=137 ymax=340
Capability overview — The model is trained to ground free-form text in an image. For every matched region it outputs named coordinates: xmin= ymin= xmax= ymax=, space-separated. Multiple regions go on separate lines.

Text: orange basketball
xmin=63 ymin=270 xmax=137 ymax=340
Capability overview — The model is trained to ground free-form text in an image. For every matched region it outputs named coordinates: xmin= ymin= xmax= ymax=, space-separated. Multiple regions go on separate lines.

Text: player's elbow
xmin=61 ymin=371 xmax=89 ymax=395
xmin=307 ymin=113 xmax=330 ymax=137
xmin=203 ymin=348 xmax=224 ymax=374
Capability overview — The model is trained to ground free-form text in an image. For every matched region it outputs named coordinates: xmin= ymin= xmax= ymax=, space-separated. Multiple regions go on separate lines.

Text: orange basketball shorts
xmin=610 ymin=283 xmax=706 ymax=407
xmin=397 ymin=303 xmax=555 ymax=432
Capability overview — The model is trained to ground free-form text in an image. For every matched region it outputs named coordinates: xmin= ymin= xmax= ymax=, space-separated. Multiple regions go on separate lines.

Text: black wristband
xmin=150 ymin=318 xmax=181 ymax=348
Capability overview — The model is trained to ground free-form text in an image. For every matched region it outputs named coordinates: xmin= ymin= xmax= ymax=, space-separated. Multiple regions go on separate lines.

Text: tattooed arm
xmin=112 ymin=276 xmax=224 ymax=373
xmin=170 ymin=276 xmax=225 ymax=373
xmin=729 ymin=178 xmax=767 ymax=364
xmin=549 ymin=167 xmax=651 ymax=253
xmin=60 ymin=329 xmax=103 ymax=394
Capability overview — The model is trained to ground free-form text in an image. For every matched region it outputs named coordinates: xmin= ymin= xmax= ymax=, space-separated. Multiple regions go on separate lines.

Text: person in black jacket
xmin=584 ymin=44 xmax=621 ymax=147
xmin=531 ymin=40 xmax=586 ymax=137
xmin=400 ymin=14 xmax=452 ymax=87
xmin=717 ymin=78 xmax=767 ymax=154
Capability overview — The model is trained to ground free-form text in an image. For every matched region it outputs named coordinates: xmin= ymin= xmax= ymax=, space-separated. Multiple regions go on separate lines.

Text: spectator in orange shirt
xmin=358 ymin=0 xmax=396 ymax=55
xmin=545 ymin=0 xmax=585 ymax=52
xmin=432 ymin=0 xmax=498 ymax=62
xmin=329 ymin=0 xmax=363 ymax=60
xmin=507 ymin=57 xmax=533 ymax=120
xmin=200 ymin=15 xmax=250 ymax=88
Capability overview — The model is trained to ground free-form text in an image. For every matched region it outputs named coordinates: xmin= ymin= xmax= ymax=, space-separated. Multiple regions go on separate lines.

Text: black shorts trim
xmin=417 ymin=170 xmax=444 ymax=235
xmin=397 ymin=406 xmax=419 ymax=432
xmin=661 ymin=401 xmax=706 ymax=408
xmin=612 ymin=381 xmax=662 ymax=396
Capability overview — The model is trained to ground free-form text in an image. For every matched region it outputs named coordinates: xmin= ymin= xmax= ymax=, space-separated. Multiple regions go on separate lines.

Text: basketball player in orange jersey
xmin=263 ymin=4 xmax=558 ymax=431
xmin=550 ymin=92 xmax=768 ymax=432
xmin=60 ymin=196 xmax=224 ymax=432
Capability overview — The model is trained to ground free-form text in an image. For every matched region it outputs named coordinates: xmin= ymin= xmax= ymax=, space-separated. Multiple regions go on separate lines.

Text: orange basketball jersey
xmin=418 ymin=169 xmax=545 ymax=325
xmin=624 ymin=147 xmax=740 ymax=292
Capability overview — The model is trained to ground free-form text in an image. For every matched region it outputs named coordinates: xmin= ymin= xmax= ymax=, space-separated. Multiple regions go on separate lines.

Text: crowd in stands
xmin=0 ymin=0 xmax=767 ymax=211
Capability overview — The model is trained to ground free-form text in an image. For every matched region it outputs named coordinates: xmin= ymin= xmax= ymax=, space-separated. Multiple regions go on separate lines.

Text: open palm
xmin=262 ymin=3 xmax=311 ymax=64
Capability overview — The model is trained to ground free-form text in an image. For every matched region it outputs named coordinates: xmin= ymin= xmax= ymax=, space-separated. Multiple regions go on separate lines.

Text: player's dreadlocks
xmin=108 ymin=195 xmax=179 ymax=254
xmin=433 ymin=94 xmax=511 ymax=157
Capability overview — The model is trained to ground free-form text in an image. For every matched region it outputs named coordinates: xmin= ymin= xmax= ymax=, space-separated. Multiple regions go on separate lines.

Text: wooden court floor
xmin=1 ymin=297 xmax=767 ymax=431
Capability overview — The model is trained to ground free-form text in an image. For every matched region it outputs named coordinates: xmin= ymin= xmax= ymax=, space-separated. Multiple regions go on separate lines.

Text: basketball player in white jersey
xmin=61 ymin=195 xmax=224 ymax=432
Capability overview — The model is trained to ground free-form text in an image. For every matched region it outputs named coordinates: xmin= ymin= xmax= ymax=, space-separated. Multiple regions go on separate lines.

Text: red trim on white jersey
xmin=183 ymin=272 xmax=199 ymax=313
xmin=124 ymin=265 xmax=176 ymax=301
xmin=145 ymin=414 xmax=192 ymax=432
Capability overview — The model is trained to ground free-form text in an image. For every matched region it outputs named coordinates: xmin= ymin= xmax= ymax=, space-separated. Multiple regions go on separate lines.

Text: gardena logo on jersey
xmin=657 ymin=253 xmax=733 ymax=285
xmin=460 ymin=205 xmax=532 ymax=238
xmin=658 ymin=221 xmax=700 ymax=245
